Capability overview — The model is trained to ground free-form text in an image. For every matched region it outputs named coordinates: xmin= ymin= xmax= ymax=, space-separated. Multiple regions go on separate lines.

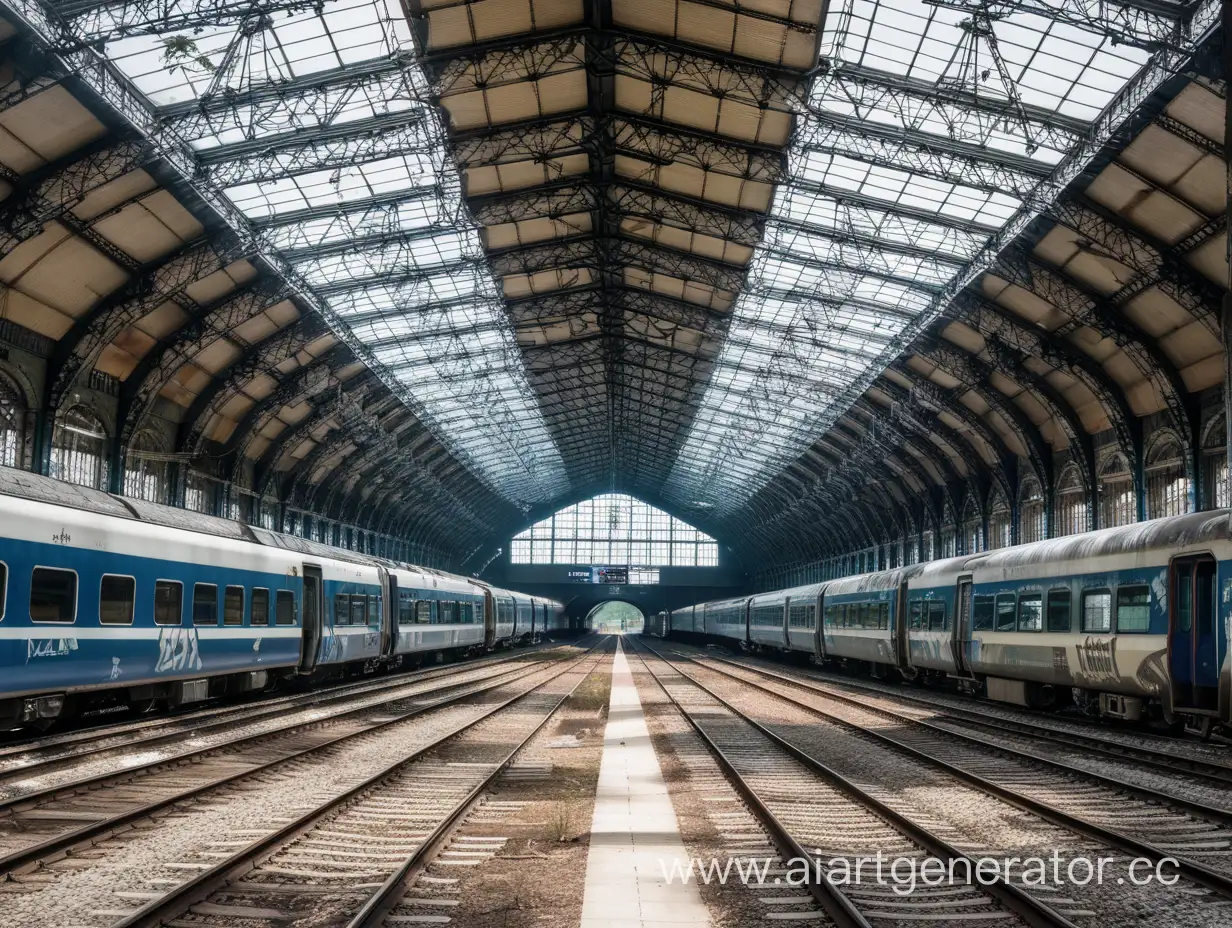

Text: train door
xmin=894 ymin=581 xmax=911 ymax=671
xmin=382 ymin=571 xmax=397 ymax=658
xmin=813 ymin=590 xmax=826 ymax=662
xmin=1169 ymin=554 xmax=1220 ymax=714
xmin=953 ymin=575 xmax=974 ymax=677
xmin=299 ymin=565 xmax=323 ymax=673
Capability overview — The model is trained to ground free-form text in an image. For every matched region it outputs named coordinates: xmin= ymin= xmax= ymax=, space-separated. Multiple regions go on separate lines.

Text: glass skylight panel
xmin=667 ymin=0 xmax=1170 ymax=514
xmin=85 ymin=0 xmax=568 ymax=505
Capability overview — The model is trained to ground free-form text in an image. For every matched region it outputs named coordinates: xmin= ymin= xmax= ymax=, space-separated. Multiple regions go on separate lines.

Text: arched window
xmin=0 ymin=374 xmax=24 ymax=468
xmin=1019 ymin=475 xmax=1046 ymax=543
xmin=1201 ymin=415 xmax=1227 ymax=510
xmin=184 ymin=469 xmax=220 ymax=515
xmin=1054 ymin=464 xmax=1089 ymax=537
xmin=50 ymin=406 xmax=109 ymax=489
xmin=510 ymin=493 xmax=718 ymax=567
xmin=1097 ymin=452 xmax=1136 ymax=528
xmin=960 ymin=494 xmax=982 ymax=554
xmin=920 ymin=528 xmax=934 ymax=562
xmin=1146 ymin=434 xmax=1188 ymax=519
xmin=987 ymin=488 xmax=1011 ymax=550
xmin=124 ymin=429 xmax=169 ymax=503
xmin=939 ymin=499 xmax=957 ymax=559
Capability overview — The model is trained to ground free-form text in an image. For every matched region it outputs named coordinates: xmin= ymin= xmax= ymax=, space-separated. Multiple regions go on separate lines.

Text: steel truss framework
xmin=0 ymin=0 xmax=1222 ymax=574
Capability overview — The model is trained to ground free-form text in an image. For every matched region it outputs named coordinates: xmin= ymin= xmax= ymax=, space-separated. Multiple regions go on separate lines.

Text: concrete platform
xmin=580 ymin=641 xmax=711 ymax=928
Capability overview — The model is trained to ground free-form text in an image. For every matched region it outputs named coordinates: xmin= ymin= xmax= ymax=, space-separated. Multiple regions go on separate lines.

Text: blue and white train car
xmin=390 ymin=567 xmax=487 ymax=658
xmin=819 ymin=568 xmax=906 ymax=673
xmin=0 ymin=479 xmax=306 ymax=725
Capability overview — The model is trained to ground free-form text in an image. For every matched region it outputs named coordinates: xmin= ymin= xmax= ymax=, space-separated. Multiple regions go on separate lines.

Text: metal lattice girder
xmin=469 ymin=183 xmax=599 ymax=228
xmin=946 ymin=289 xmax=1141 ymax=466
xmin=119 ymin=279 xmax=293 ymax=445
xmin=49 ymin=237 xmax=246 ymax=409
xmin=611 ymin=115 xmax=786 ymax=182
xmin=430 ymin=34 xmax=586 ymax=97
xmin=793 ymin=110 xmax=1051 ymax=199
xmin=220 ymin=344 xmax=355 ymax=460
xmin=312 ymin=262 xmax=493 ymax=302
xmin=282 ymin=224 xmax=480 ymax=275
xmin=197 ymin=111 xmax=439 ymax=188
xmin=607 ymin=183 xmax=765 ymax=246
xmin=758 ymin=221 xmax=965 ymax=284
xmin=0 ymin=137 xmax=147 ymax=252
xmin=987 ymin=247 xmax=1194 ymax=433
xmin=1048 ymin=196 xmax=1224 ymax=333
xmin=255 ymin=186 xmax=462 ymax=253
xmin=811 ymin=63 xmax=1090 ymax=153
xmin=177 ymin=316 xmax=329 ymax=451
xmin=50 ymin=0 xmax=324 ymax=44
xmin=452 ymin=115 xmax=591 ymax=167
xmin=902 ymin=346 xmax=1055 ymax=486
xmin=922 ymin=0 xmax=1187 ymax=52
xmin=159 ymin=55 xmax=428 ymax=141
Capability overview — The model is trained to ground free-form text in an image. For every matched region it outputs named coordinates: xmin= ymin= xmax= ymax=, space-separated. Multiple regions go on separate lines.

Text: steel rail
xmin=0 ymin=642 xmax=596 ymax=876
xmin=0 ymin=643 xmax=569 ymax=783
xmin=117 ymin=640 xmax=612 ymax=928
xmin=696 ymin=651 xmax=1232 ymax=817
xmin=658 ymin=643 xmax=1232 ymax=901
xmin=630 ymin=638 xmax=1078 ymax=928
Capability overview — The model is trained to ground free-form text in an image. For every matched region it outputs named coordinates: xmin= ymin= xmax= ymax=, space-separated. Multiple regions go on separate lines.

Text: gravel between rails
xmin=0 ymin=642 xmax=587 ymax=780
xmin=652 ymin=645 xmax=1232 ymax=928
xmin=695 ymin=651 xmax=1232 ymax=816
xmin=687 ymin=653 xmax=1232 ymax=885
xmin=0 ymin=654 xmax=563 ymax=805
xmin=721 ymin=649 xmax=1232 ymax=767
xmin=0 ymin=656 xmax=568 ymax=866
xmin=0 ymin=650 xmax=606 ymax=928
xmin=628 ymin=642 xmax=1043 ymax=928
xmin=626 ymin=646 xmax=826 ymax=928
xmin=374 ymin=660 xmax=614 ymax=928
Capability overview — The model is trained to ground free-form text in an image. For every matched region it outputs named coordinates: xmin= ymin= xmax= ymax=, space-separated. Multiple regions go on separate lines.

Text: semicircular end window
xmin=1146 ymin=434 xmax=1188 ymax=519
xmin=1018 ymin=475 xmax=1046 ymax=544
xmin=1097 ymin=452 xmax=1136 ymax=528
xmin=51 ymin=406 xmax=109 ymax=490
xmin=1054 ymin=465 xmax=1089 ymax=538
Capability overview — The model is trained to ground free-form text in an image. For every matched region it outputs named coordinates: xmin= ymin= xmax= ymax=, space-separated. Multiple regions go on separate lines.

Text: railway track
xmin=626 ymin=638 xmax=1078 ymax=928
xmin=633 ymin=638 xmax=1232 ymax=927
xmin=676 ymin=647 xmax=1232 ymax=893
xmin=0 ymin=639 xmax=571 ymax=776
xmin=104 ymin=641 xmax=612 ymax=928
xmin=0 ymin=641 xmax=598 ymax=878
xmin=0 ymin=645 xmax=582 ymax=807
xmin=729 ymin=652 xmax=1232 ymax=785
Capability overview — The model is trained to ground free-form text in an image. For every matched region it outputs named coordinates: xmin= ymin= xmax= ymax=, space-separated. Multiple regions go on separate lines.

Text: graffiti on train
xmin=156 ymin=626 xmax=203 ymax=673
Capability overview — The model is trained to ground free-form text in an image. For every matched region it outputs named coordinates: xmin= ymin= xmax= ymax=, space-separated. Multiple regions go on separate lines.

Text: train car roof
xmin=704 ymin=595 xmax=749 ymax=610
xmin=824 ymin=566 xmax=923 ymax=595
xmin=964 ymin=510 xmax=1231 ymax=575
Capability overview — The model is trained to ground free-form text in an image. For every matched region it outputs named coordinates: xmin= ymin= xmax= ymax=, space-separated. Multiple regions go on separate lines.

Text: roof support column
xmin=1223 ymin=20 xmax=1232 ymax=515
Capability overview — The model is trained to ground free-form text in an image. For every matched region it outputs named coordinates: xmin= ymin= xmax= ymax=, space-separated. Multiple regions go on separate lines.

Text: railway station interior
xmin=0 ymin=0 xmax=1227 ymax=923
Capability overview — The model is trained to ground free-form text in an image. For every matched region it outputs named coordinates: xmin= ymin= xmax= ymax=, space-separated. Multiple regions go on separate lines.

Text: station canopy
xmin=0 ymin=0 xmax=1222 ymax=565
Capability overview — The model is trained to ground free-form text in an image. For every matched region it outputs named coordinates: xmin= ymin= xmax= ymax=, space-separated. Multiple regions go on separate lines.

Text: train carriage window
xmin=30 ymin=568 xmax=77 ymax=623
xmin=824 ymin=606 xmax=835 ymax=627
xmin=399 ymin=596 xmax=415 ymax=626
xmin=350 ymin=595 xmax=367 ymax=626
xmin=154 ymin=581 xmax=182 ymax=626
xmin=416 ymin=601 xmax=432 ymax=624
xmin=972 ymin=595 xmax=993 ymax=631
xmin=0 ymin=561 xmax=7 ymax=620
xmin=460 ymin=602 xmax=474 ymax=624
xmin=909 ymin=601 xmax=923 ymax=630
xmin=368 ymin=595 xmax=380 ymax=625
xmin=1116 ymin=586 xmax=1150 ymax=633
xmin=928 ymin=601 xmax=946 ymax=631
xmin=855 ymin=603 xmax=868 ymax=628
xmin=193 ymin=583 xmax=218 ymax=625
xmin=251 ymin=588 xmax=270 ymax=627
xmin=224 ymin=586 xmax=245 ymax=626
xmin=879 ymin=603 xmax=889 ymax=630
xmin=1046 ymin=590 xmax=1071 ymax=632
xmin=100 ymin=575 xmax=135 ymax=625
xmin=335 ymin=594 xmax=350 ymax=625
xmin=275 ymin=590 xmax=296 ymax=625
xmin=1017 ymin=594 xmax=1043 ymax=632
xmin=995 ymin=594 xmax=1017 ymax=632
xmin=1082 ymin=590 xmax=1112 ymax=633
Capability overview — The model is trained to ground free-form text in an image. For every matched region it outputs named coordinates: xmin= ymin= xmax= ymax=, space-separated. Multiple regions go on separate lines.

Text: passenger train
xmin=647 ymin=510 xmax=1232 ymax=737
xmin=0 ymin=467 xmax=566 ymax=729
